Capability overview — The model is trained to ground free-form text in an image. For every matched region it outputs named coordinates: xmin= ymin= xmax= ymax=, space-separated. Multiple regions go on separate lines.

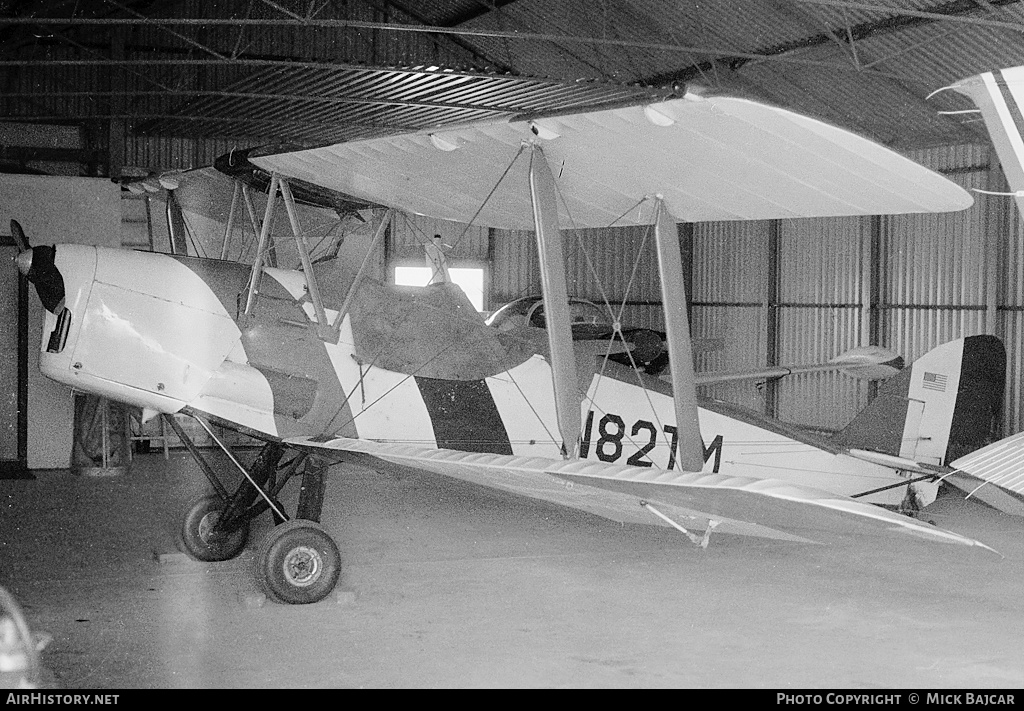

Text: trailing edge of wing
xmin=250 ymin=95 xmax=972 ymax=230
xmin=286 ymin=436 xmax=994 ymax=551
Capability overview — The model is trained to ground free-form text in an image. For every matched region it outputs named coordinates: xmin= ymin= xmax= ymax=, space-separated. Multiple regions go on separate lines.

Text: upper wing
xmin=286 ymin=435 xmax=994 ymax=550
xmin=250 ymin=95 xmax=972 ymax=230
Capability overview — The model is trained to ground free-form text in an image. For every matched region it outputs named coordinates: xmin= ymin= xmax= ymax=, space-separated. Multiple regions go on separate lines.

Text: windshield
xmin=486 ymin=296 xmax=611 ymax=330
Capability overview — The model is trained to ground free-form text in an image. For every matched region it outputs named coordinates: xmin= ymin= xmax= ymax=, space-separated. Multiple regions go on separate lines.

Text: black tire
xmin=180 ymin=494 xmax=249 ymax=562
xmin=255 ymin=520 xmax=341 ymax=604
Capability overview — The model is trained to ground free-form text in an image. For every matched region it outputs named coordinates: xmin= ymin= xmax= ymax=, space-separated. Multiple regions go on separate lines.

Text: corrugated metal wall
xmin=880 ymin=175 xmax=991 ymax=359
xmin=775 ymin=217 xmax=869 ymax=429
xmin=691 ymin=220 xmax=770 ymax=413
xmin=1000 ymin=192 xmax=1024 ymax=435
xmin=689 ymin=146 xmax=1015 ymax=433
xmin=390 ymin=213 xmax=489 ymax=262
xmin=490 ymin=224 xmax=667 ymax=327
xmin=491 ymin=229 xmax=540 ymax=306
xmin=563 ymin=227 xmax=665 ymax=331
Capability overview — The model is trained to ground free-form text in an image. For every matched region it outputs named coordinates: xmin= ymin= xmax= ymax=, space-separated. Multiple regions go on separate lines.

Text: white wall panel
xmin=0 ymin=176 xmax=123 ymax=469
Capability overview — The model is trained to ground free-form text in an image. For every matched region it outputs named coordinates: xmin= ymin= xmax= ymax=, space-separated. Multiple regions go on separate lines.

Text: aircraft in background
xmin=929 ymin=65 xmax=1024 ymax=508
xmin=11 ymin=86 xmax=1004 ymax=605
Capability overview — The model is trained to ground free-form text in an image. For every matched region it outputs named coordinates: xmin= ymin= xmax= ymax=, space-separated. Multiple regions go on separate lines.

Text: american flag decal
xmin=922 ymin=372 xmax=948 ymax=392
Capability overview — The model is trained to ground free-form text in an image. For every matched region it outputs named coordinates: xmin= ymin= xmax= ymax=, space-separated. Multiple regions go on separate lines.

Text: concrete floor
xmin=1 ymin=449 xmax=1023 ymax=689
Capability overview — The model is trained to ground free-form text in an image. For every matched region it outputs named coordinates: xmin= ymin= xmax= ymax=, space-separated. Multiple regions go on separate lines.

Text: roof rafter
xmin=371 ymin=0 xmax=519 ymax=72
xmin=644 ymin=0 xmax=1024 ymax=86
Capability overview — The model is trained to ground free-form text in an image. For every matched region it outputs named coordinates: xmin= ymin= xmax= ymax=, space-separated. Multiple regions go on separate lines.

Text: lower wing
xmin=286 ymin=436 xmax=995 ymax=551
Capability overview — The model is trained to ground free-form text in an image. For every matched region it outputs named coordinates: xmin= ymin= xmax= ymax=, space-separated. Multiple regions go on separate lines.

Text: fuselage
xmin=39 ymin=245 xmax=907 ymax=505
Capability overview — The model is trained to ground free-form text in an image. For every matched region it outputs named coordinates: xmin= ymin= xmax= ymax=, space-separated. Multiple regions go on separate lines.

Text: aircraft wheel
xmin=255 ymin=520 xmax=341 ymax=605
xmin=180 ymin=494 xmax=249 ymax=562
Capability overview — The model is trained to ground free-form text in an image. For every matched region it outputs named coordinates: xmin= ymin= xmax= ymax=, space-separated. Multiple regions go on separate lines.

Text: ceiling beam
xmin=435 ymin=0 xmax=522 ymax=27
xmin=1 ymin=112 xmax=417 ymax=131
xmin=796 ymin=0 xmax=1024 ymax=30
xmin=0 ymin=88 xmax=537 ymax=114
xmin=371 ymin=0 xmax=518 ymax=72
xmin=0 ymin=20 xmax=863 ymax=73
xmin=643 ymin=0 xmax=1024 ymax=86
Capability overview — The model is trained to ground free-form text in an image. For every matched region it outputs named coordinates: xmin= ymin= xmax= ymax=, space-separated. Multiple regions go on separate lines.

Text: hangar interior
xmin=3 ymin=0 xmax=1024 ymax=689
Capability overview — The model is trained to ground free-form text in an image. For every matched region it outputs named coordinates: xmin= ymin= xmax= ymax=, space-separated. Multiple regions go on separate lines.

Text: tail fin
xmin=833 ymin=336 xmax=1005 ymax=465
xmin=943 ymin=67 xmax=1024 ymax=217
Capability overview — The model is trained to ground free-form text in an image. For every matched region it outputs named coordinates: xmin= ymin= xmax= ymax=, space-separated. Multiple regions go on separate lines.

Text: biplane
xmin=12 ymin=84 xmax=1008 ymax=605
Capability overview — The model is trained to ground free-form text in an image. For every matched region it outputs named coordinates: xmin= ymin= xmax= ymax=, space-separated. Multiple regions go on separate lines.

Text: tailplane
xmin=833 ymin=336 xmax=1005 ymax=465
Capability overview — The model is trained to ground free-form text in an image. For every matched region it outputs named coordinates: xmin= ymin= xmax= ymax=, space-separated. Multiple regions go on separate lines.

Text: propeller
xmin=11 ymin=219 xmax=65 ymax=314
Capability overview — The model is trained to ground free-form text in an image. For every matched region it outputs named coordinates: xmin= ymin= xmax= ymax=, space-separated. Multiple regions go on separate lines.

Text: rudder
xmin=833 ymin=336 xmax=1005 ymax=465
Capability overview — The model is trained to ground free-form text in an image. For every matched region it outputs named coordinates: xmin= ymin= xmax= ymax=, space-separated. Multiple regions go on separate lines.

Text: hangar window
xmin=393 ymin=265 xmax=486 ymax=313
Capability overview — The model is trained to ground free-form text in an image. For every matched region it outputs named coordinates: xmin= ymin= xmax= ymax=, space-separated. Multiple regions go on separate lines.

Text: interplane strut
xmin=653 ymin=199 xmax=705 ymax=472
xmin=528 ymin=144 xmax=581 ymax=457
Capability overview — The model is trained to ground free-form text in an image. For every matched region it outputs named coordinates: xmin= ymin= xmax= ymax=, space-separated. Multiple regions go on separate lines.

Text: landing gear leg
xmin=898 ymin=484 xmax=923 ymax=518
xmin=180 ymin=494 xmax=249 ymax=562
xmin=167 ymin=413 xmax=343 ymax=604
xmin=166 ymin=414 xmax=291 ymax=562
xmin=255 ymin=455 xmax=341 ymax=604
xmin=177 ymin=442 xmax=284 ymax=562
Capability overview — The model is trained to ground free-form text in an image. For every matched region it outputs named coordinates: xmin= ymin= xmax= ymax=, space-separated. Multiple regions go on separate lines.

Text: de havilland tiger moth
xmin=10 ymin=81 xmax=1014 ymax=605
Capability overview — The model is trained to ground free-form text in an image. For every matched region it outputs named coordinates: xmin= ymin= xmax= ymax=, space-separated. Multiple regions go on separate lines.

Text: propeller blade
xmin=10 ymin=220 xmax=29 ymax=251
xmin=26 ymin=245 xmax=65 ymax=313
xmin=9 ymin=220 xmax=65 ymax=313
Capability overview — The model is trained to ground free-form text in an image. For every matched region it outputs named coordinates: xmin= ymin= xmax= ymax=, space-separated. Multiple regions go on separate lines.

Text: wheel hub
xmin=282 ymin=545 xmax=322 ymax=587
xmin=198 ymin=511 xmax=223 ymax=542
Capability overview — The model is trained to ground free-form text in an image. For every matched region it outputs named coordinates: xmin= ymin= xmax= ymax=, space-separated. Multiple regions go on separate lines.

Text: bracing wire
xmin=179 ymin=208 xmax=207 ymax=258
xmin=448 ymin=143 xmax=528 ymax=254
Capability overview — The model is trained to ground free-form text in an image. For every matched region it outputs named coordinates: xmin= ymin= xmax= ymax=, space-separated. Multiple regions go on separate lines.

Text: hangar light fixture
xmin=643 ymin=104 xmax=675 ymax=127
xmin=429 ymin=133 xmax=459 ymax=151
xmin=530 ymin=121 xmax=560 ymax=140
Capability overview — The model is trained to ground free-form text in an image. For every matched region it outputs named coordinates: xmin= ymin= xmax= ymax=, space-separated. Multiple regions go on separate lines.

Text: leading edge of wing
xmin=285 ymin=436 xmax=994 ymax=551
xmin=251 ymin=95 xmax=972 ymax=229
